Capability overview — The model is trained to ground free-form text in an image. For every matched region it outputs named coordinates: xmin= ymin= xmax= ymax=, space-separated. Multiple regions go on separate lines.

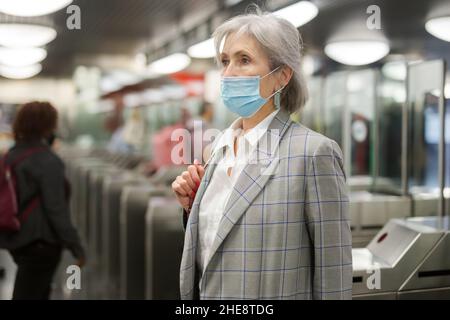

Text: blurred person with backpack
xmin=0 ymin=101 xmax=85 ymax=300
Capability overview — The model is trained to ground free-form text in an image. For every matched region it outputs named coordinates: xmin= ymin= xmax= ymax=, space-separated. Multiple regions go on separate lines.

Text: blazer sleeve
xmin=304 ymin=138 xmax=353 ymax=300
xmin=37 ymin=154 xmax=85 ymax=260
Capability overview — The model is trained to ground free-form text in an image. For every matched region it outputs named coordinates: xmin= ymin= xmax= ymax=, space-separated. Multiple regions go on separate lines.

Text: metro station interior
xmin=0 ymin=0 xmax=450 ymax=300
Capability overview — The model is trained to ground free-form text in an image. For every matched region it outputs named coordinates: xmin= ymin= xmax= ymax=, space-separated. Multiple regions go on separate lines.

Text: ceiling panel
xmin=0 ymin=0 xmax=449 ymax=78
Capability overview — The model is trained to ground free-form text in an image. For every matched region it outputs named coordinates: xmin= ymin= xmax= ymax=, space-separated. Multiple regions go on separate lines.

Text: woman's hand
xmin=172 ymin=159 xmax=205 ymax=211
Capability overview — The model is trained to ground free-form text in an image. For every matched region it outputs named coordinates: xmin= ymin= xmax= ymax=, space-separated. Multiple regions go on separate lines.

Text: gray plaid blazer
xmin=180 ymin=110 xmax=352 ymax=300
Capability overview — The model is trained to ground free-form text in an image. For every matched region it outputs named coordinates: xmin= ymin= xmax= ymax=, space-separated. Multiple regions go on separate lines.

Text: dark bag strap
xmin=7 ymin=147 xmax=47 ymax=169
xmin=20 ymin=197 xmax=40 ymax=222
xmin=5 ymin=147 xmax=47 ymax=222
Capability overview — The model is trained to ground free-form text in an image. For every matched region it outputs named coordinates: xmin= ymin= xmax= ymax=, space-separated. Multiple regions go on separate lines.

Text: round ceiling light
xmin=324 ymin=40 xmax=390 ymax=66
xmin=0 ymin=24 xmax=57 ymax=47
xmin=187 ymin=38 xmax=215 ymax=59
xmin=0 ymin=63 xmax=42 ymax=79
xmin=273 ymin=1 xmax=319 ymax=28
xmin=148 ymin=53 xmax=191 ymax=75
xmin=0 ymin=0 xmax=73 ymax=17
xmin=425 ymin=16 xmax=450 ymax=42
xmin=0 ymin=47 xmax=47 ymax=67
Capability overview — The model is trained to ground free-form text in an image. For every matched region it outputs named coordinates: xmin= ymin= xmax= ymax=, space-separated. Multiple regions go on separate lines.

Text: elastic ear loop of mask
xmin=261 ymin=65 xmax=281 ymax=80
xmin=261 ymin=65 xmax=285 ymax=109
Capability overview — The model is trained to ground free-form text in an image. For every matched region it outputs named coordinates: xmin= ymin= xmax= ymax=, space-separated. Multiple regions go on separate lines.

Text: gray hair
xmin=212 ymin=7 xmax=309 ymax=113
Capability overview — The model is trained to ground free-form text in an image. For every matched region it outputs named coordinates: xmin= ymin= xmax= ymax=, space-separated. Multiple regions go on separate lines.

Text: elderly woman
xmin=172 ymin=10 xmax=352 ymax=300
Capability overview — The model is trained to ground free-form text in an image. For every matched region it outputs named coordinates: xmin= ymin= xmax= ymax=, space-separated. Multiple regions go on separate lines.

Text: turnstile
xmin=101 ymin=172 xmax=147 ymax=299
xmin=71 ymin=159 xmax=109 ymax=243
xmin=119 ymin=184 xmax=171 ymax=300
xmin=349 ymin=191 xmax=411 ymax=248
xmin=352 ymin=216 xmax=450 ymax=299
xmin=145 ymin=197 xmax=184 ymax=299
xmin=63 ymin=157 xmax=112 ymax=298
xmin=86 ymin=166 xmax=126 ymax=298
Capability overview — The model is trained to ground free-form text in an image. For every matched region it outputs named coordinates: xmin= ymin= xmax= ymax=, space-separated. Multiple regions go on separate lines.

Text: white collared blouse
xmin=196 ymin=109 xmax=279 ymax=274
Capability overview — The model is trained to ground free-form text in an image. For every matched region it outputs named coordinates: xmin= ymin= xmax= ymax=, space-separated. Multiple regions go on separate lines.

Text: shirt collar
xmin=243 ymin=109 xmax=279 ymax=147
xmin=212 ymin=109 xmax=280 ymax=154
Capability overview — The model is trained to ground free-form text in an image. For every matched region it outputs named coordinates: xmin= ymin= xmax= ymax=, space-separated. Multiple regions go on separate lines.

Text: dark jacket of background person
xmin=0 ymin=139 xmax=84 ymax=260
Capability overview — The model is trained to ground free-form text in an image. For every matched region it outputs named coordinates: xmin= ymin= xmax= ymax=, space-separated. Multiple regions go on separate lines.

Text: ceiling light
xmin=148 ymin=53 xmax=191 ymax=75
xmin=107 ymin=70 xmax=142 ymax=86
xmin=273 ymin=1 xmax=319 ymax=28
xmin=0 ymin=24 xmax=57 ymax=47
xmin=161 ymin=85 xmax=187 ymax=100
xmin=0 ymin=64 xmax=42 ymax=79
xmin=187 ymin=38 xmax=215 ymax=59
xmin=124 ymin=93 xmax=143 ymax=108
xmin=88 ymin=99 xmax=115 ymax=114
xmin=134 ymin=53 xmax=147 ymax=69
xmin=99 ymin=77 xmax=122 ymax=93
xmin=141 ymin=89 xmax=165 ymax=104
xmin=425 ymin=16 xmax=450 ymax=42
xmin=430 ymin=88 xmax=441 ymax=97
xmin=0 ymin=47 xmax=47 ymax=67
xmin=381 ymin=61 xmax=407 ymax=81
xmin=0 ymin=0 xmax=73 ymax=17
xmin=100 ymin=70 xmax=142 ymax=93
xmin=346 ymin=73 xmax=364 ymax=92
xmin=324 ymin=40 xmax=390 ymax=66
xmin=380 ymin=82 xmax=406 ymax=103
xmin=301 ymin=55 xmax=318 ymax=76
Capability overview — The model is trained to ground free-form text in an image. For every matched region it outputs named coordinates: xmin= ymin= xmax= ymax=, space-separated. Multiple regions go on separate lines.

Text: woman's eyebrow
xmin=220 ymin=49 xmax=253 ymax=60
xmin=232 ymin=50 xmax=252 ymax=58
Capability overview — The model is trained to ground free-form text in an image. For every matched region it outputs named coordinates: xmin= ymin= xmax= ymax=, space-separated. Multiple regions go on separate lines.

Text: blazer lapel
xmin=201 ymin=110 xmax=293 ymax=273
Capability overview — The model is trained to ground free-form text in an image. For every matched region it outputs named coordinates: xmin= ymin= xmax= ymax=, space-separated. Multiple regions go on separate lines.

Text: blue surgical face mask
xmin=221 ymin=66 xmax=284 ymax=118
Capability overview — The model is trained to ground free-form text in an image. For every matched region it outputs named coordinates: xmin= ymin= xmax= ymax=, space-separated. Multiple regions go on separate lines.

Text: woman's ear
xmin=279 ymin=66 xmax=293 ymax=89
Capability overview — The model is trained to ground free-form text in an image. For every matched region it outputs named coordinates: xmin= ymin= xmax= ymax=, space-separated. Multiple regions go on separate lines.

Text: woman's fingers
xmin=193 ymin=159 xmax=205 ymax=181
xmin=172 ymin=160 xmax=208 ymax=210
xmin=176 ymin=175 xmax=193 ymax=196
xmin=182 ymin=169 xmax=196 ymax=189
xmin=172 ymin=180 xmax=187 ymax=197
xmin=172 ymin=191 xmax=190 ymax=209
xmin=188 ymin=165 xmax=200 ymax=186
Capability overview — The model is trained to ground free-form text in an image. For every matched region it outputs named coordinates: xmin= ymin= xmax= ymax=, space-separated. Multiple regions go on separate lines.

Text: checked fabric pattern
xmin=180 ymin=110 xmax=352 ymax=300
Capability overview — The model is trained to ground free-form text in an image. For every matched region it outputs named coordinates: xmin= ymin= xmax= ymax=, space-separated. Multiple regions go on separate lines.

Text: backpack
xmin=0 ymin=147 xmax=45 ymax=232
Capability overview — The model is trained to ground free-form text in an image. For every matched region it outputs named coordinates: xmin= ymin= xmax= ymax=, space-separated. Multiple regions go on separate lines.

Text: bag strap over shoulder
xmin=8 ymin=147 xmax=47 ymax=169
xmin=4 ymin=147 xmax=47 ymax=222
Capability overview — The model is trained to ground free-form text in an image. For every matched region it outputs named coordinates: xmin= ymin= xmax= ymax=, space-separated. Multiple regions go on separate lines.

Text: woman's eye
xmin=221 ymin=59 xmax=229 ymax=67
xmin=242 ymin=57 xmax=250 ymax=64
